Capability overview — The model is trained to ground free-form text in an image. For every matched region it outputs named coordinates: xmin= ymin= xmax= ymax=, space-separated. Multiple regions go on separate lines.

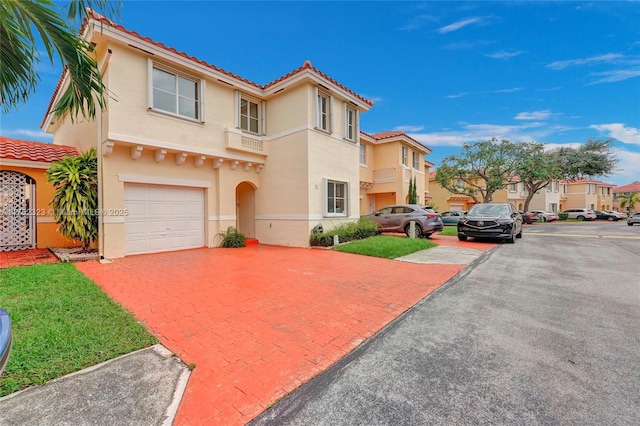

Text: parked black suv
xmin=458 ymin=203 xmax=523 ymax=243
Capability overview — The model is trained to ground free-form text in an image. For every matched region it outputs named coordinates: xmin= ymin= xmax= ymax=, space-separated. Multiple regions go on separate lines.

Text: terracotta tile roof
xmin=367 ymin=131 xmax=426 ymax=148
xmin=429 ymin=171 xmax=437 ymax=179
xmin=560 ymin=177 xmax=615 ymax=186
xmin=264 ymin=60 xmax=373 ymax=107
xmin=0 ymin=137 xmax=79 ymax=163
xmin=42 ymin=10 xmax=372 ymax=127
xmin=614 ymin=181 xmax=640 ymax=193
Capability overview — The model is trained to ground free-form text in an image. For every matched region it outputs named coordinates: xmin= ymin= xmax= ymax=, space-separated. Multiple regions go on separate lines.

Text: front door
xmin=236 ymin=182 xmax=256 ymax=238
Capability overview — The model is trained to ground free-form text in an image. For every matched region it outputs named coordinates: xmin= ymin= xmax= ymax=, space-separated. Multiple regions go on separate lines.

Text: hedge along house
xmin=0 ymin=137 xmax=80 ymax=251
xmin=41 ymin=11 xmax=373 ymax=259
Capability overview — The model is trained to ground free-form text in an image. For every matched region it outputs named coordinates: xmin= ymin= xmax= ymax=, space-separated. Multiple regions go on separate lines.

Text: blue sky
xmin=2 ymin=1 xmax=639 ymax=185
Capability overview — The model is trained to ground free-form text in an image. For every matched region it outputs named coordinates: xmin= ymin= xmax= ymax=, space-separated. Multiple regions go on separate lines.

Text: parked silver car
xmin=628 ymin=212 xmax=640 ymax=226
xmin=366 ymin=204 xmax=444 ymax=238
xmin=530 ymin=210 xmax=559 ymax=222
xmin=561 ymin=208 xmax=597 ymax=221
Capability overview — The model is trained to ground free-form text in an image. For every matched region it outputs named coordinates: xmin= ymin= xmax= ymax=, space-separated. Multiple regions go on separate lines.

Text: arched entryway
xmin=236 ymin=182 xmax=256 ymax=238
xmin=0 ymin=171 xmax=36 ymax=251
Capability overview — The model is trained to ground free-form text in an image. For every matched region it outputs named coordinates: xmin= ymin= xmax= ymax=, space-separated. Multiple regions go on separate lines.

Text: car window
xmin=394 ymin=207 xmax=413 ymax=214
xmin=442 ymin=212 xmax=451 ymax=217
xmin=378 ymin=207 xmax=393 ymax=215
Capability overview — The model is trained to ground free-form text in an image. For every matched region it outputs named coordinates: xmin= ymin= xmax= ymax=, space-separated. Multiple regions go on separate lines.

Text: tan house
xmin=613 ymin=181 xmax=640 ymax=212
xmin=42 ymin=11 xmax=373 ymax=259
xmin=358 ymin=131 xmax=432 ymax=215
xmin=559 ymin=178 xmax=615 ymax=211
xmin=506 ymin=179 xmax=562 ymax=212
xmin=0 ymin=137 xmax=80 ymax=251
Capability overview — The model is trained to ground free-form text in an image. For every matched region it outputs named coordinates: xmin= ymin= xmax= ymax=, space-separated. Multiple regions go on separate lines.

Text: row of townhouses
xmin=0 ymin=12 xmax=631 ymax=256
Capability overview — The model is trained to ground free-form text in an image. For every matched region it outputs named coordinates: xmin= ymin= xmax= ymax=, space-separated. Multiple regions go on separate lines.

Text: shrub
xmin=218 ymin=227 xmax=246 ymax=248
xmin=559 ymin=213 xmax=569 ymax=221
xmin=309 ymin=217 xmax=379 ymax=247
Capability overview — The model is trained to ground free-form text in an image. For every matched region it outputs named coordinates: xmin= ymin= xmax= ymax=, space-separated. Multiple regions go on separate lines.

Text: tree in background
xmin=0 ymin=0 xmax=121 ymax=120
xmin=552 ymin=139 xmax=618 ymax=180
xmin=407 ymin=176 xmax=418 ymax=204
xmin=515 ymin=142 xmax=562 ymax=211
xmin=618 ymin=191 xmax=640 ymax=214
xmin=435 ymin=138 xmax=521 ymax=203
xmin=45 ymin=148 xmax=98 ymax=251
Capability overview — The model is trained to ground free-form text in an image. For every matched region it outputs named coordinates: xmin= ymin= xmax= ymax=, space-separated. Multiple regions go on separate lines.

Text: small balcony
xmin=373 ymin=168 xmax=396 ymax=183
xmin=225 ymin=128 xmax=267 ymax=157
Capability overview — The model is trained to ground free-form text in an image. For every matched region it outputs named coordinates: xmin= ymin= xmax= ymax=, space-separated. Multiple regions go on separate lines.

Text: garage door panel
xmin=124 ymin=183 xmax=205 ymax=255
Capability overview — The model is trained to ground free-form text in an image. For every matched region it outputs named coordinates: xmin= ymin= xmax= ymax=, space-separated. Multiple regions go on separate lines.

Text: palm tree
xmin=618 ymin=191 xmax=640 ymax=214
xmin=45 ymin=148 xmax=98 ymax=251
xmin=0 ymin=0 xmax=120 ymax=120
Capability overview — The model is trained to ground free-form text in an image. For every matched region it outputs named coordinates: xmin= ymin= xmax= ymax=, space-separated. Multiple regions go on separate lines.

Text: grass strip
xmin=0 ymin=263 xmax=157 ymax=396
xmin=335 ymin=235 xmax=437 ymax=259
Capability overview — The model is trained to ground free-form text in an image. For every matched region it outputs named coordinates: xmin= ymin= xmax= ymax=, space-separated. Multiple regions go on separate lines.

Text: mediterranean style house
xmin=0 ymin=137 xmax=80 ymax=251
xmin=613 ymin=181 xmax=640 ymax=212
xmin=358 ymin=131 xmax=431 ymax=215
xmin=559 ymin=178 xmax=615 ymax=211
xmin=39 ymin=11 xmax=434 ymax=259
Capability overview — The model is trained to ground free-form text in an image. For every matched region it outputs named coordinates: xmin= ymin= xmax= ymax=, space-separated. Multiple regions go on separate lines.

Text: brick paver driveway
xmin=77 ymin=244 xmax=466 ymax=425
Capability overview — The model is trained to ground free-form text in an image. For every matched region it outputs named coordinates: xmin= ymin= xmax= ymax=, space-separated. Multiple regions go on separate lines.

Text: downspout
xmin=97 ymin=48 xmax=112 ymax=262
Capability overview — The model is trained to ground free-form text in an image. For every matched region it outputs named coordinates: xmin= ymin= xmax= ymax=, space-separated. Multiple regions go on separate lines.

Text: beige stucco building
xmin=358 ymin=131 xmax=431 ymax=215
xmin=559 ymin=179 xmax=615 ymax=211
xmin=42 ymin=12 xmax=377 ymax=259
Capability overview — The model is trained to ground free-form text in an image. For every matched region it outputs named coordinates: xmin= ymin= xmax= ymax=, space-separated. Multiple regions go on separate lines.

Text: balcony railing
xmin=373 ymin=168 xmax=396 ymax=183
xmin=225 ymin=128 xmax=267 ymax=156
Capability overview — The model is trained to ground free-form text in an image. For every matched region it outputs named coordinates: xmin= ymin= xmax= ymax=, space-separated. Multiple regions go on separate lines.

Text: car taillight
xmin=427 ymin=213 xmax=437 ymax=219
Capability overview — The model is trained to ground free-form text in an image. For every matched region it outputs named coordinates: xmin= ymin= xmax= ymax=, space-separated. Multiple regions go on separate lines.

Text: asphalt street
xmin=253 ymin=221 xmax=640 ymax=425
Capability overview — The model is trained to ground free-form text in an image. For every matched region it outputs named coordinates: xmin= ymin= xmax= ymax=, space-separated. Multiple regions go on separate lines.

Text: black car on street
xmin=458 ymin=203 xmax=523 ymax=243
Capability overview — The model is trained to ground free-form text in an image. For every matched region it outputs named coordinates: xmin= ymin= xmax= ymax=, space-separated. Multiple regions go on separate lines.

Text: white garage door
xmin=124 ymin=183 xmax=205 ymax=255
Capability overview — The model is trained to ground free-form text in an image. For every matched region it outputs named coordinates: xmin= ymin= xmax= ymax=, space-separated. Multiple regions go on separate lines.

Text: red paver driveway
xmin=76 ymin=244 xmax=467 ymax=425
xmin=0 ymin=249 xmax=58 ymax=269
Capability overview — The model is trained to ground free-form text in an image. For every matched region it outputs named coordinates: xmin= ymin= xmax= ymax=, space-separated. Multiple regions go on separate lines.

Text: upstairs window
xmin=360 ymin=143 xmax=367 ymax=165
xmin=235 ymin=92 xmax=264 ymax=135
xmin=509 ymin=183 xmax=517 ymax=192
xmin=151 ymin=64 xmax=202 ymax=121
xmin=345 ymin=106 xmax=357 ymax=141
xmin=402 ymin=146 xmax=408 ymax=166
xmin=412 ymin=151 xmax=419 ymax=169
xmin=316 ymin=90 xmax=332 ymax=132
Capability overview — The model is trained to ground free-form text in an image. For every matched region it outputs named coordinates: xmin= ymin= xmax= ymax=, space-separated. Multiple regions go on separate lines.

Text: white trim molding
xmin=208 ymin=215 xmax=236 ymax=221
xmin=117 ymin=173 xmax=212 ymax=188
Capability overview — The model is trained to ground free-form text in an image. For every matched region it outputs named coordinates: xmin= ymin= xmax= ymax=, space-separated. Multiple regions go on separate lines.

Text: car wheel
xmin=577 ymin=215 xmax=585 ymax=221
xmin=516 ymin=226 xmax=523 ymax=238
xmin=628 ymin=222 xmax=634 ymax=226
xmin=405 ymin=223 xmax=422 ymax=239
xmin=505 ymin=228 xmax=516 ymax=244
xmin=458 ymin=234 xmax=467 ymax=241
xmin=424 ymin=232 xmax=433 ymax=238
xmin=540 ymin=216 xmax=546 ymax=222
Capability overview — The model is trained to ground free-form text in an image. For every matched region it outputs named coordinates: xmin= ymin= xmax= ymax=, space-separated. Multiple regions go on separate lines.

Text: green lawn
xmin=438 ymin=227 xmax=458 ymax=236
xmin=0 ymin=263 xmax=157 ymax=396
xmin=335 ymin=235 xmax=437 ymax=259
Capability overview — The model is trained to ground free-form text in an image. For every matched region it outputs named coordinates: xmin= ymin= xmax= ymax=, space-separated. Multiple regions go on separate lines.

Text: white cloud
xmin=590 ymin=123 xmax=640 ymax=145
xmin=546 ymin=53 xmax=624 ymax=70
xmin=484 ymin=50 xmax=523 ymax=59
xmin=394 ymin=125 xmax=425 ymax=132
xmin=587 ymin=68 xmax=640 ymax=84
xmin=7 ymin=129 xmax=53 ymax=141
xmin=610 ymin=149 xmax=640 ymax=185
xmin=437 ymin=17 xmax=483 ymax=34
xmin=445 ymin=87 xmax=523 ymax=99
xmin=515 ymin=110 xmax=553 ymax=121
xmin=442 ymin=40 xmax=492 ymax=51
xmin=398 ymin=14 xmax=438 ymax=31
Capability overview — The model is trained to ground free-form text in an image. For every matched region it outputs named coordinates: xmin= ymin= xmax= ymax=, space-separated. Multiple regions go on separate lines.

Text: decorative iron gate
xmin=0 ymin=171 xmax=36 ymax=251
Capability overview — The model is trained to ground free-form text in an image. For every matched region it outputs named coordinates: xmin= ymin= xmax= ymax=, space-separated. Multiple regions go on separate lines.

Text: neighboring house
xmin=41 ymin=11 xmax=373 ymax=259
xmin=0 ymin=137 xmax=80 ymax=251
xmin=560 ymin=178 xmax=615 ymax=211
xmin=358 ymin=131 xmax=432 ymax=214
xmin=506 ymin=179 xmax=562 ymax=212
xmin=424 ymin=160 xmax=435 ymax=206
xmin=613 ymin=181 xmax=640 ymax=212
xmin=427 ymin=172 xmax=509 ymax=212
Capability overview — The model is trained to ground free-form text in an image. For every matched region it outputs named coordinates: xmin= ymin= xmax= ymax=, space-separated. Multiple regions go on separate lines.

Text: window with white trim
xmin=402 ymin=146 xmax=408 ymax=166
xmin=509 ymin=183 xmax=517 ymax=192
xmin=327 ymin=180 xmax=347 ymax=215
xmin=412 ymin=152 xmax=419 ymax=169
xmin=151 ymin=65 xmax=201 ymax=120
xmin=345 ymin=106 xmax=357 ymax=141
xmin=359 ymin=143 xmax=367 ymax=165
xmin=317 ymin=91 xmax=332 ymax=132
xmin=236 ymin=92 xmax=265 ymax=134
